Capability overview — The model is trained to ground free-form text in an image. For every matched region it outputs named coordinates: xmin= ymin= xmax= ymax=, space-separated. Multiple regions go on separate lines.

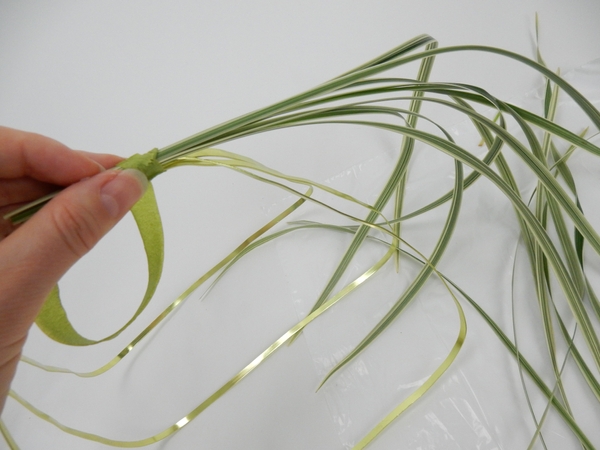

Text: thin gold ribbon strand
xmin=21 ymin=189 xmax=312 ymax=377
xmin=352 ymin=276 xmax=467 ymax=449
xmin=9 ymin=244 xmax=395 ymax=447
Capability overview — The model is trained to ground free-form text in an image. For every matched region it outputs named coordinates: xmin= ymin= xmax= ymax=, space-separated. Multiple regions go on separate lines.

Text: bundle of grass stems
xmin=2 ymin=31 xmax=600 ymax=449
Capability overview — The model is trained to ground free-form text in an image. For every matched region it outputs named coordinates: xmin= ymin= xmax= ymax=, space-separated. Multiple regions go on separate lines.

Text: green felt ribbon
xmin=35 ymin=151 xmax=165 ymax=346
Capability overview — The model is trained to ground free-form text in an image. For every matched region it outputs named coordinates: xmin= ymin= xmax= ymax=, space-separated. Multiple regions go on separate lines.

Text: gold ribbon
xmin=14 ymin=149 xmax=465 ymax=448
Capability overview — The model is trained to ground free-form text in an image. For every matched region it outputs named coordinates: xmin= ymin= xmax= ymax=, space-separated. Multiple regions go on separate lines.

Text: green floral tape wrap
xmin=116 ymin=148 xmax=166 ymax=180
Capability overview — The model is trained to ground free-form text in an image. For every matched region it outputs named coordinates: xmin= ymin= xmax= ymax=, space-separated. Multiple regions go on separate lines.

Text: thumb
xmin=0 ymin=168 xmax=148 ymax=340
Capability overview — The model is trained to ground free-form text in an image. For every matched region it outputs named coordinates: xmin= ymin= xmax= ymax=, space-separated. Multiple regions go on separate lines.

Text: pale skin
xmin=0 ymin=126 xmax=148 ymax=414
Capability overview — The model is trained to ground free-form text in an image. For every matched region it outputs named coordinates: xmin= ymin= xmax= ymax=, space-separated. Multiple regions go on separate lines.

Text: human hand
xmin=0 ymin=126 xmax=148 ymax=413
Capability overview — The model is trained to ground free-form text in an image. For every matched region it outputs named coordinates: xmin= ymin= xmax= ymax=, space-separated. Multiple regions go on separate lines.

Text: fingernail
xmin=100 ymin=169 xmax=149 ymax=218
xmin=91 ymin=159 xmax=106 ymax=172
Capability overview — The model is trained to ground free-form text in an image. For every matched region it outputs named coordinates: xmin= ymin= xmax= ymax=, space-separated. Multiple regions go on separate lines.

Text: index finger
xmin=0 ymin=127 xmax=121 ymax=185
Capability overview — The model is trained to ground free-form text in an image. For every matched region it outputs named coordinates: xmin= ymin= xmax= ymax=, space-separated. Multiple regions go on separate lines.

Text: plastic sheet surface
xmin=2 ymin=2 xmax=600 ymax=449
xmin=275 ymin=60 xmax=600 ymax=449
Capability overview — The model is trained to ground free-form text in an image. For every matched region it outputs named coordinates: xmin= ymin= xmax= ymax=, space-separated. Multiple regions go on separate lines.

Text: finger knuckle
xmin=49 ymin=202 xmax=101 ymax=258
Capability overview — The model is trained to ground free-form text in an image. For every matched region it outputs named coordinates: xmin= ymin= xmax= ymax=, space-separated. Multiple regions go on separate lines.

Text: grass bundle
xmin=2 ymin=31 xmax=600 ymax=448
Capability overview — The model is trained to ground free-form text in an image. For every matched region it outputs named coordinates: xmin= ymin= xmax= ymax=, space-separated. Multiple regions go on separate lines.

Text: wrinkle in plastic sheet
xmin=275 ymin=60 xmax=600 ymax=449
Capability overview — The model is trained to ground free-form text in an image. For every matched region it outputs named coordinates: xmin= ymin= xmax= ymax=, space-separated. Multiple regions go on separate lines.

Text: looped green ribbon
xmin=35 ymin=150 xmax=165 ymax=346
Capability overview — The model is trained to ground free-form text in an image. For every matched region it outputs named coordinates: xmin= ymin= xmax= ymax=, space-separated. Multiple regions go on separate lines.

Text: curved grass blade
xmin=530 ymin=77 xmax=576 ymax=417
xmin=281 ymin=221 xmax=597 ymax=448
xmin=510 ymin=243 xmax=550 ymax=450
xmin=357 ymin=45 xmax=600 ymax=130
xmin=393 ymin=40 xmax=438 ymax=269
xmin=304 ymin=118 xmax=600 ymax=370
xmin=319 ymin=158 xmax=463 ymax=387
xmin=156 ymin=35 xmax=437 ymax=162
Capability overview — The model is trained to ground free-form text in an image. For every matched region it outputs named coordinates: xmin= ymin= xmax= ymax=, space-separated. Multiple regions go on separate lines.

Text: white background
xmin=1 ymin=1 xmax=600 ymax=449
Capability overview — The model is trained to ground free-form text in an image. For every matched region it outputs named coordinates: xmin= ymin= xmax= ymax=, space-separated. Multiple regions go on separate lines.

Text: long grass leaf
xmin=320 ymin=158 xmax=463 ymax=386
